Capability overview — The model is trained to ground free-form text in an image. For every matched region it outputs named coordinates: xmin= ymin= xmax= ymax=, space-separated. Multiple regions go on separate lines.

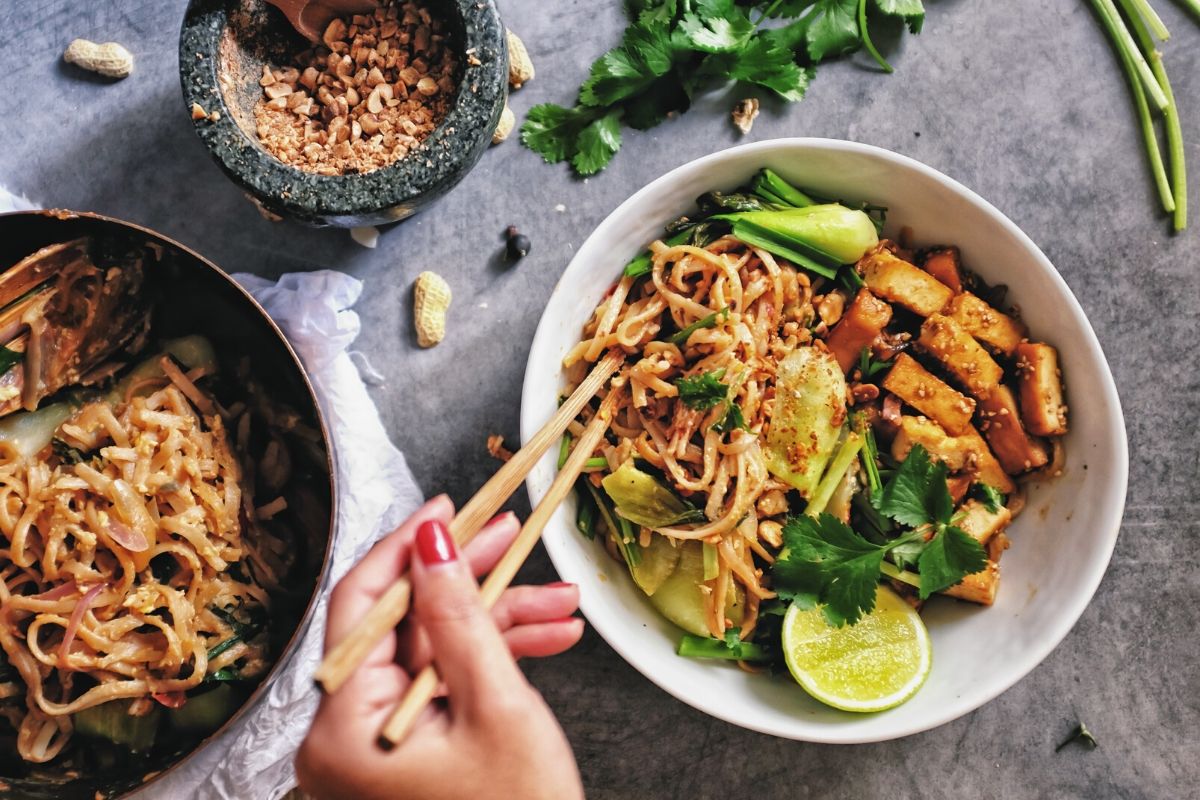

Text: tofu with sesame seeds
xmin=956 ymin=499 xmax=1012 ymax=547
xmin=862 ymin=248 xmax=955 ymax=317
xmin=917 ymin=314 xmax=1004 ymax=400
xmin=978 ymin=384 xmax=1049 ymax=474
xmin=957 ymin=425 xmax=1016 ymax=493
xmin=881 ymin=352 xmax=976 ymax=435
xmin=941 ymin=560 xmax=1000 ymax=606
xmin=824 ymin=288 xmax=893 ymax=374
xmin=945 ymin=292 xmax=1026 ymax=355
xmin=1015 ymin=342 xmax=1068 ymax=436
xmin=921 ymin=246 xmax=965 ymax=293
xmin=891 ymin=415 xmax=974 ymax=472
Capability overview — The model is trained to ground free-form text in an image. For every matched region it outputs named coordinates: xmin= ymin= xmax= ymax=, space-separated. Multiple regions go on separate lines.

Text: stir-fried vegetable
xmin=765 ymin=348 xmax=847 ymax=498
xmin=601 ymin=460 xmax=707 ymax=529
xmin=73 ymin=700 xmax=161 ymax=752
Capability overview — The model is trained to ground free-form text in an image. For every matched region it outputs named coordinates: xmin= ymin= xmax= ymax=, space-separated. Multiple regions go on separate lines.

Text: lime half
xmin=783 ymin=586 xmax=931 ymax=712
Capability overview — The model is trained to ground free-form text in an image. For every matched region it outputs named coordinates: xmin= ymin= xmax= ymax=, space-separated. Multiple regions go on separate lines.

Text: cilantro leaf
xmin=773 ymin=514 xmax=887 ymax=626
xmin=674 ymin=369 xmax=728 ymax=410
xmin=873 ymin=0 xmax=925 ymax=34
xmin=713 ymin=401 xmax=746 ymax=433
xmin=0 ymin=345 xmax=23 ymax=375
xmin=580 ymin=21 xmax=679 ymax=107
xmin=520 ymin=104 xmax=592 ymax=164
xmin=873 ymin=444 xmax=952 ymax=528
xmin=572 ymin=112 xmax=623 ymax=176
xmin=805 ymin=0 xmax=862 ymax=62
xmin=916 ymin=524 xmax=987 ymax=598
xmin=975 ymin=483 xmax=1005 ymax=513
xmin=727 ymin=33 xmax=813 ymax=101
xmin=622 ymin=73 xmax=691 ymax=130
xmin=678 ymin=5 xmax=755 ymax=54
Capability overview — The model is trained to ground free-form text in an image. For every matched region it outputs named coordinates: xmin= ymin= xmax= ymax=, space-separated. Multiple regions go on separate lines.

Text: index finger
xmin=324 ymin=494 xmax=454 ymax=653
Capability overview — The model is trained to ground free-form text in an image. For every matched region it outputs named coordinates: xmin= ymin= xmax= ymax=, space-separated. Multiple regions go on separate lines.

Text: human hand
xmin=296 ymin=496 xmax=586 ymax=800
xmin=265 ymin=0 xmax=378 ymax=43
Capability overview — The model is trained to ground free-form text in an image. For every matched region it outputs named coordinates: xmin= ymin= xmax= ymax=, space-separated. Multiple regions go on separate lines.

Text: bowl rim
xmin=0 ymin=208 xmax=339 ymax=791
xmin=178 ymin=0 xmax=507 ymax=225
xmin=519 ymin=137 xmax=1130 ymax=743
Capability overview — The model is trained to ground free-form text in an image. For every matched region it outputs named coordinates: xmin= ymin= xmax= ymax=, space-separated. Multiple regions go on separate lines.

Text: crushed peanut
xmin=731 ymin=97 xmax=759 ymax=135
xmin=253 ymin=0 xmax=459 ymax=175
xmin=486 ymin=434 xmax=514 ymax=462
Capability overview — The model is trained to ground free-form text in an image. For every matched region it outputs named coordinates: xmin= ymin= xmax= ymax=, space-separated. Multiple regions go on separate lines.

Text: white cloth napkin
xmin=0 ymin=184 xmax=424 ymax=799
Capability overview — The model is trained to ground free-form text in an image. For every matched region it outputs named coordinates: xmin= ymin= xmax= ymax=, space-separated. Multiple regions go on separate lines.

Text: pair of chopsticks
xmin=313 ymin=350 xmax=623 ymax=746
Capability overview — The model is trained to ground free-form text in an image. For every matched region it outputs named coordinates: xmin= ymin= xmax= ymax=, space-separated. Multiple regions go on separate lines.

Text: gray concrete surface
xmin=2 ymin=1 xmax=1197 ymax=797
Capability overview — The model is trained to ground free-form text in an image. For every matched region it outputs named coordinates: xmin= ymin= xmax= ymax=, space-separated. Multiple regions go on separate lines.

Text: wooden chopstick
xmin=378 ymin=386 xmax=622 ymax=747
xmin=313 ymin=350 xmax=622 ymax=694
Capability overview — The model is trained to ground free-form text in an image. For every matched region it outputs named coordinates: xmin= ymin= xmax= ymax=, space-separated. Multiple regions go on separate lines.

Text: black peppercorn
xmin=505 ymin=225 xmax=531 ymax=260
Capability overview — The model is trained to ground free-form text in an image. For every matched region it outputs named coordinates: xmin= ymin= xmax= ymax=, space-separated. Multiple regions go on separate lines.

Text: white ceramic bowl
xmin=520 ymin=139 xmax=1128 ymax=743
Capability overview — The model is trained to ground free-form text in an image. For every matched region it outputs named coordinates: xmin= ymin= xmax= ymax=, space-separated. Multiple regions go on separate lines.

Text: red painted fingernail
xmin=545 ymin=582 xmax=576 ymax=589
xmin=487 ymin=512 xmax=514 ymax=526
xmin=416 ymin=520 xmax=456 ymax=565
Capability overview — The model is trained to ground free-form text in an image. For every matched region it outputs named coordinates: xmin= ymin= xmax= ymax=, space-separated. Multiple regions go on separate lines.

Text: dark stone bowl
xmin=179 ymin=0 xmax=507 ymax=227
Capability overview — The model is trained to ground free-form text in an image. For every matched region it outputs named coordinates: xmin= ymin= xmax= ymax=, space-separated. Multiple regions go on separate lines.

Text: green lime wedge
xmin=782 ymin=585 xmax=931 ymax=712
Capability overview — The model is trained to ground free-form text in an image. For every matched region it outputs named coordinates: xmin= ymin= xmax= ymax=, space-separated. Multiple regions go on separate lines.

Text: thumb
xmin=410 ymin=519 xmax=528 ymax=717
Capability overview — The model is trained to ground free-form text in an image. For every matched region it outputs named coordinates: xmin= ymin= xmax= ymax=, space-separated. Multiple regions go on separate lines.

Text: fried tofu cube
xmin=956 ymin=499 xmax=1012 ymax=547
xmin=921 ymin=247 xmax=964 ymax=293
xmin=824 ymin=288 xmax=893 ymax=374
xmin=988 ymin=531 xmax=1011 ymax=562
xmin=891 ymin=416 xmax=973 ymax=472
xmin=941 ymin=560 xmax=1000 ymax=605
xmin=957 ymin=425 xmax=1016 ymax=493
xmin=945 ymin=292 xmax=1026 ymax=355
xmin=917 ymin=314 xmax=1003 ymax=399
xmin=862 ymin=248 xmax=955 ymax=317
xmin=1015 ymin=342 xmax=1068 ymax=436
xmin=946 ymin=474 xmax=972 ymax=504
xmin=978 ymin=384 xmax=1049 ymax=474
xmin=881 ymin=352 xmax=976 ymax=435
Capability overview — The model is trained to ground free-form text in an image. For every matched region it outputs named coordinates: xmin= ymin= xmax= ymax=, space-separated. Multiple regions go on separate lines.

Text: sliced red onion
xmin=106 ymin=518 xmax=149 ymax=553
xmin=151 ymin=691 xmax=186 ymax=708
xmin=58 ymin=583 xmax=105 ymax=667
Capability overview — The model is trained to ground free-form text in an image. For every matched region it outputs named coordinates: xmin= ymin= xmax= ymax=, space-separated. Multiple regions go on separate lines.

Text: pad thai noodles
xmin=561 ymin=169 xmax=1068 ymax=701
xmin=0 ymin=237 xmax=324 ymax=771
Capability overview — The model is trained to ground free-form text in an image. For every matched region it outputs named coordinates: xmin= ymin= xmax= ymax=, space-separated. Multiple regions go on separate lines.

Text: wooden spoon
xmin=264 ymin=0 xmax=380 ymax=43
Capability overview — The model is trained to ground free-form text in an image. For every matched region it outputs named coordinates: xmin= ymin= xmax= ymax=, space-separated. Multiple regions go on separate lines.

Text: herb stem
xmin=880 ymin=560 xmax=921 ymax=588
xmin=1112 ymin=21 xmax=1175 ymax=212
xmin=857 ymin=0 xmax=894 ymax=73
xmin=1127 ymin=0 xmax=1171 ymax=39
xmin=1117 ymin=0 xmax=1187 ymax=230
xmin=1095 ymin=0 xmax=1170 ymax=110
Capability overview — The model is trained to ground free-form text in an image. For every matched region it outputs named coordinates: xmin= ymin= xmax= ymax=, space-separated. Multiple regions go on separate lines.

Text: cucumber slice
xmin=648 ymin=541 xmax=744 ymax=637
xmin=74 ymin=700 xmax=161 ymax=752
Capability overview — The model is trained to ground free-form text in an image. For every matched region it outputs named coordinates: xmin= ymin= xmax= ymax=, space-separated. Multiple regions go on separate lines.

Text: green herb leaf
xmin=0 ymin=345 xmax=23 ymax=375
xmin=805 ymin=0 xmax=862 ymax=62
xmin=872 ymin=443 xmax=952 ymax=528
xmin=916 ymin=524 xmax=987 ymax=598
xmin=572 ymin=111 xmax=624 ymax=176
xmin=520 ymin=104 xmax=592 ymax=164
xmin=580 ymin=20 xmax=679 ymax=107
xmin=678 ymin=7 xmax=755 ymax=54
xmin=713 ymin=401 xmax=747 ymax=434
xmin=975 ymin=483 xmax=1005 ymax=513
xmin=727 ymin=33 xmax=813 ymax=101
xmin=773 ymin=513 xmax=887 ymax=626
xmin=674 ymin=368 xmax=729 ymax=411
xmin=873 ymin=0 xmax=925 ymax=33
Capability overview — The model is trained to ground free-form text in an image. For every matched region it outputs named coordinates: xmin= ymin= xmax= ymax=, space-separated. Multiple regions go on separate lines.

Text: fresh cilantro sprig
xmin=772 ymin=444 xmax=986 ymax=625
xmin=674 ymin=367 xmax=748 ymax=433
xmin=522 ymin=0 xmax=926 ymax=175
xmin=675 ymin=368 xmax=729 ymax=410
